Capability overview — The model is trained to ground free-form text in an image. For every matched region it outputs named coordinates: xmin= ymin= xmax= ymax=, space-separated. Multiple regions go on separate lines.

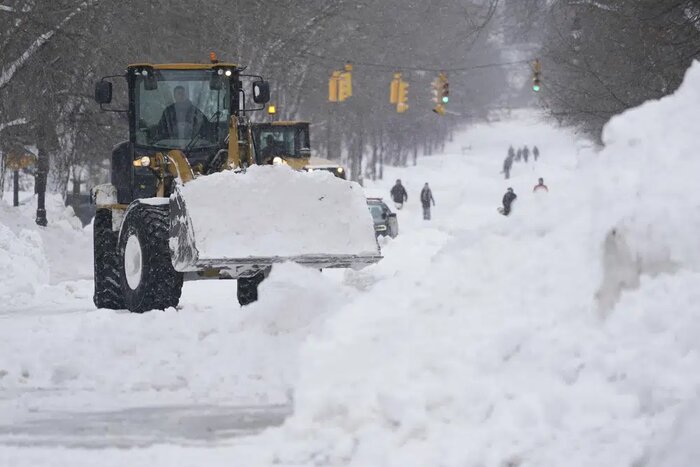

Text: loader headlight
xmin=133 ymin=156 xmax=151 ymax=167
xmin=336 ymin=167 xmax=344 ymax=173
xmin=225 ymin=69 xmax=232 ymax=77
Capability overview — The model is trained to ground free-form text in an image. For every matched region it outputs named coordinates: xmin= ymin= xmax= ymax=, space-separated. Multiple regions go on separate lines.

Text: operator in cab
xmin=156 ymin=85 xmax=208 ymax=140
xmin=261 ymin=134 xmax=282 ymax=162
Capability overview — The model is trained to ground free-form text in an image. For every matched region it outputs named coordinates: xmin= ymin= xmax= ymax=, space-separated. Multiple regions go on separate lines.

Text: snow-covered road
xmin=3 ymin=61 xmax=700 ymax=466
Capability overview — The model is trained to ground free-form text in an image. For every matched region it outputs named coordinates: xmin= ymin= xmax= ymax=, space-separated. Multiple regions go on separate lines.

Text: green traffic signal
xmin=532 ymin=84 xmax=541 ymax=92
xmin=441 ymin=96 xmax=449 ymax=103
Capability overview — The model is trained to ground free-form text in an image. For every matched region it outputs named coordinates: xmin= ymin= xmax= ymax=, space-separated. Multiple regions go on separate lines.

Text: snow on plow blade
xmin=169 ymin=165 xmax=381 ymax=277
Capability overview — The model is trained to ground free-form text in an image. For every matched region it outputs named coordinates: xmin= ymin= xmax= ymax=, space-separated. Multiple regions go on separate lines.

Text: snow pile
xmin=176 ymin=165 xmax=378 ymax=258
xmin=0 ymin=193 xmax=92 ymax=292
xmin=245 ymin=64 xmax=700 ymax=466
xmin=590 ymin=63 xmax=700 ymax=309
xmin=0 ymin=217 xmax=48 ymax=300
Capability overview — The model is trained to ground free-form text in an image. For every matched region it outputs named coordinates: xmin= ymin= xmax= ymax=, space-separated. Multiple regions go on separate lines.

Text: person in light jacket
xmin=420 ymin=182 xmax=435 ymax=220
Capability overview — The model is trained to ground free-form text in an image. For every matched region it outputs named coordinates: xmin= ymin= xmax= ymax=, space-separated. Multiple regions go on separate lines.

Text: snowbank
xmin=175 ymin=165 xmax=378 ymax=259
xmin=0 ymin=220 xmax=48 ymax=300
xmin=0 ymin=193 xmax=92 ymax=292
xmin=592 ymin=62 xmax=700 ymax=311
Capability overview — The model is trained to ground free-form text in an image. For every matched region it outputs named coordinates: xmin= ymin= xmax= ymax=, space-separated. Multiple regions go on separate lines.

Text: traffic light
xmin=397 ymin=78 xmax=409 ymax=113
xmin=338 ymin=72 xmax=351 ymax=101
xmin=432 ymin=72 xmax=448 ymax=115
xmin=329 ymin=71 xmax=340 ymax=102
xmin=390 ymin=73 xmax=401 ymax=104
xmin=439 ymin=72 xmax=449 ymax=103
xmin=532 ymin=59 xmax=542 ymax=92
xmin=342 ymin=63 xmax=353 ymax=98
xmin=329 ymin=64 xmax=352 ymax=102
xmin=390 ymin=73 xmax=408 ymax=113
xmin=431 ymin=76 xmax=440 ymax=103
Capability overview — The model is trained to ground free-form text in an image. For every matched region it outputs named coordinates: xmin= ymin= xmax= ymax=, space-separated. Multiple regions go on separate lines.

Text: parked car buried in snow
xmin=367 ymin=198 xmax=398 ymax=238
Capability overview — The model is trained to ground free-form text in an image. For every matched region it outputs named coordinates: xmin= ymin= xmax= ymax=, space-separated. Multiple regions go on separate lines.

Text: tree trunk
xmin=370 ymin=139 xmax=378 ymax=181
xmin=35 ymin=145 xmax=49 ymax=226
xmin=13 ymin=170 xmax=19 ymax=207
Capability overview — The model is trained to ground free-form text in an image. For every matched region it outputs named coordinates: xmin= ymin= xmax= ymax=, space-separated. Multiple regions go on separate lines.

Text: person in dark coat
xmin=533 ymin=146 xmax=540 ymax=161
xmin=501 ymin=187 xmax=517 ymax=216
xmin=503 ymin=154 xmax=514 ymax=179
xmin=390 ymin=179 xmax=408 ymax=209
xmin=420 ymin=183 xmax=435 ymax=220
xmin=156 ymin=85 xmax=208 ymax=141
xmin=261 ymin=134 xmax=282 ymax=162
xmin=515 ymin=148 xmax=522 ymax=162
xmin=523 ymin=145 xmax=530 ymax=163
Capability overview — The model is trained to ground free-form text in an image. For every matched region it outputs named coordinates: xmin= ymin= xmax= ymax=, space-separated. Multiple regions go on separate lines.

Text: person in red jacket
xmin=533 ymin=177 xmax=549 ymax=193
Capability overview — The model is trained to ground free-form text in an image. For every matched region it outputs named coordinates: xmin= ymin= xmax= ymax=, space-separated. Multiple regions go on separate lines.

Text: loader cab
xmin=129 ymin=64 xmax=240 ymax=169
xmin=94 ymin=61 xmax=270 ymax=204
xmin=250 ymin=121 xmax=346 ymax=179
xmin=251 ymin=121 xmax=310 ymax=169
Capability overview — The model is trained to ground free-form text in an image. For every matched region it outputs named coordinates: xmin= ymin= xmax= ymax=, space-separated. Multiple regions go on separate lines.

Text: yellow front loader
xmin=251 ymin=121 xmax=347 ymax=178
xmin=91 ymin=60 xmax=380 ymax=313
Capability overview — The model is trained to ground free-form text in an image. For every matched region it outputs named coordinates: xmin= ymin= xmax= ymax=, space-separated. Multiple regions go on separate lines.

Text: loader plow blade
xmin=169 ymin=165 xmax=381 ymax=275
xmin=193 ymin=254 xmax=382 ymax=279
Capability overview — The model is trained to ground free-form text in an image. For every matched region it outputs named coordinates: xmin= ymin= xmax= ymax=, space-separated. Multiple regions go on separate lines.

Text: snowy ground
xmin=3 ymin=63 xmax=700 ymax=466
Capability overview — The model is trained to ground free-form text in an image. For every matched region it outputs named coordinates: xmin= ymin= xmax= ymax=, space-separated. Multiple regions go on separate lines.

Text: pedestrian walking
xmin=516 ymin=148 xmax=522 ymax=162
xmin=503 ymin=154 xmax=514 ymax=179
xmin=390 ymin=179 xmax=408 ymax=209
xmin=420 ymin=183 xmax=435 ymax=220
xmin=533 ymin=146 xmax=540 ymax=161
xmin=523 ymin=145 xmax=530 ymax=163
xmin=500 ymin=187 xmax=517 ymax=216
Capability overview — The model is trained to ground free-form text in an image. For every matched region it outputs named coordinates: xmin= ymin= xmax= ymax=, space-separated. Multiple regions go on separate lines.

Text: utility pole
xmin=326 ymin=105 xmax=330 ymax=159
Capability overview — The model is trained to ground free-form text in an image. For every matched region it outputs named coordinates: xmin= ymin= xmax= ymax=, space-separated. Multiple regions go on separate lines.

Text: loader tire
xmin=237 ymin=270 xmax=267 ymax=306
xmin=93 ymin=209 xmax=125 ymax=310
xmin=118 ymin=203 xmax=183 ymax=313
